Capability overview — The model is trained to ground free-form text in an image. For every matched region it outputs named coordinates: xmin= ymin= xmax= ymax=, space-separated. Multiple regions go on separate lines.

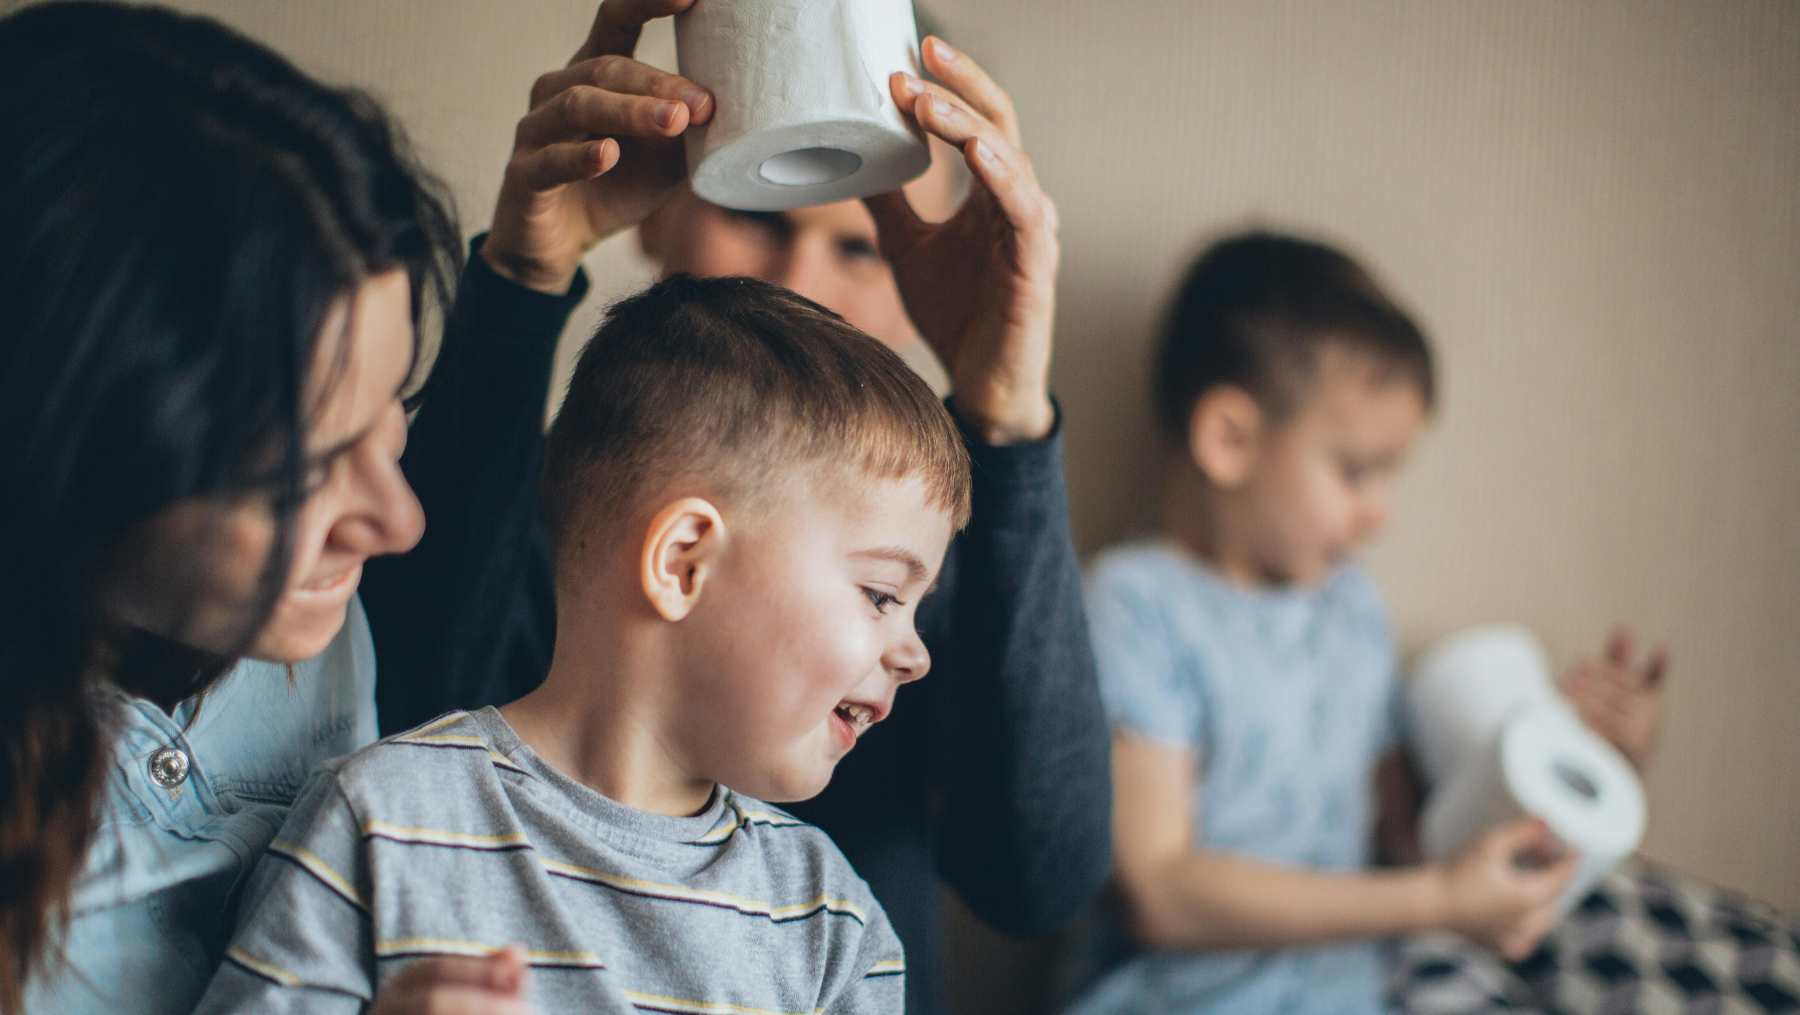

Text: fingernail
xmin=684 ymin=88 xmax=712 ymax=115
xmin=929 ymin=97 xmax=951 ymax=119
xmin=655 ymin=101 xmax=680 ymax=129
xmin=897 ymin=72 xmax=923 ymax=97
xmin=974 ymin=139 xmax=996 ymax=164
xmin=932 ymin=37 xmax=958 ymax=63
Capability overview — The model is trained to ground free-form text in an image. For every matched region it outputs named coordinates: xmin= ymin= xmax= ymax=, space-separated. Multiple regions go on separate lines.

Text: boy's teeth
xmin=839 ymin=704 xmax=874 ymax=728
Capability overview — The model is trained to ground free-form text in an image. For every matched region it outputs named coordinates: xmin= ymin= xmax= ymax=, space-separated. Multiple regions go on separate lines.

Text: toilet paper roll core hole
xmin=1551 ymin=758 xmax=1600 ymax=802
xmin=759 ymin=147 xmax=864 ymax=187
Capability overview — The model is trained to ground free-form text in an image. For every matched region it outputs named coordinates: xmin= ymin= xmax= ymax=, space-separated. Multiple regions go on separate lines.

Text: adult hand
xmin=369 ymin=946 xmax=535 ymax=1015
xmin=1561 ymin=626 xmax=1667 ymax=774
xmin=1436 ymin=817 xmax=1577 ymax=960
xmin=484 ymin=0 xmax=714 ymax=294
xmin=864 ymin=37 xmax=1058 ymax=445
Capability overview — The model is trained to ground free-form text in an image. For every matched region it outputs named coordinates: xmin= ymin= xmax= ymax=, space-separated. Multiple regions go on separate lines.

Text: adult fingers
xmin=508 ymin=139 xmax=619 ymax=192
xmin=516 ymin=85 xmax=688 ymax=151
xmin=890 ymin=74 xmax=1053 ymax=236
xmin=531 ymin=55 xmax=712 ymax=124
xmin=574 ymin=0 xmax=695 ymax=63
xmin=918 ymin=36 xmax=1021 ymax=145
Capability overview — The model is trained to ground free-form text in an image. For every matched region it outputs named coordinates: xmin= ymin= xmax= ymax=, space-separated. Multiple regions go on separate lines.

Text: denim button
xmin=148 ymin=746 xmax=190 ymax=789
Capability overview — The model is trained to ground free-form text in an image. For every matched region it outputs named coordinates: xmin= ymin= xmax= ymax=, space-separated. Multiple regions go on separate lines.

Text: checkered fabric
xmin=1392 ymin=858 xmax=1800 ymax=1013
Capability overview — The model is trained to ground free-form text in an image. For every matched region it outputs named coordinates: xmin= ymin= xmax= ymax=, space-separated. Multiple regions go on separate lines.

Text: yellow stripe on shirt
xmin=540 ymin=858 xmax=868 ymax=925
xmin=620 ymin=989 xmax=825 ymax=1015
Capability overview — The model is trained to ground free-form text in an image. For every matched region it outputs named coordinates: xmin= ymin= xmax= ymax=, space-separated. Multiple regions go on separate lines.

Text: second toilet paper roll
xmin=675 ymin=0 xmax=931 ymax=211
xmin=1420 ymin=703 xmax=1646 ymax=914
xmin=1408 ymin=624 xmax=1561 ymax=786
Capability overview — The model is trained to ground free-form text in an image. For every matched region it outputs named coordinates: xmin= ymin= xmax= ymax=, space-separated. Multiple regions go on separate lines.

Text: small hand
xmin=863 ymin=37 xmax=1058 ymax=445
xmin=484 ymin=0 xmax=714 ymax=294
xmin=368 ymin=945 xmax=535 ymax=1015
xmin=1561 ymin=626 xmax=1667 ymax=773
xmin=1437 ymin=817 xmax=1577 ymax=960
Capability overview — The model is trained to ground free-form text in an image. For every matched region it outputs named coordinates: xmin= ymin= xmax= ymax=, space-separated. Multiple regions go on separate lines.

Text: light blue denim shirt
xmin=1068 ymin=540 xmax=1402 ymax=1015
xmin=28 ymin=597 xmax=379 ymax=1015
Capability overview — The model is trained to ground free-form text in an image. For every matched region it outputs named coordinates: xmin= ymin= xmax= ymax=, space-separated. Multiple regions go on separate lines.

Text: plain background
xmin=34 ymin=0 xmax=1797 ymax=1009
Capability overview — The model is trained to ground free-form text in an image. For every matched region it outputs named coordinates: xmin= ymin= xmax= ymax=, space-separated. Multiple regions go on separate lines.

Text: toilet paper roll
xmin=675 ymin=0 xmax=931 ymax=211
xmin=1420 ymin=703 xmax=1646 ymax=914
xmin=1408 ymin=624 xmax=1560 ymax=787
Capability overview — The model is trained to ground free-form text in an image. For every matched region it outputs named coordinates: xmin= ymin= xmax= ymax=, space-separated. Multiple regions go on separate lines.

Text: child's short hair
xmin=1152 ymin=231 xmax=1436 ymax=443
xmin=543 ymin=274 xmax=972 ymax=560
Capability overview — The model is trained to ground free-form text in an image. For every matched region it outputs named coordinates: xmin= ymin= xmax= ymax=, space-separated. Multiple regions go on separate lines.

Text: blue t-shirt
xmin=1068 ymin=539 xmax=1401 ymax=1015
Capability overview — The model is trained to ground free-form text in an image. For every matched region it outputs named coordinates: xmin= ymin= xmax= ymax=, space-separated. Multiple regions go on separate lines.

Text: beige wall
xmin=98 ymin=0 xmax=1796 ymax=987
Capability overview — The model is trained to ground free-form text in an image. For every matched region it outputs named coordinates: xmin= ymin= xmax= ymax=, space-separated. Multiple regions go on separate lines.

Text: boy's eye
xmin=862 ymin=587 xmax=901 ymax=615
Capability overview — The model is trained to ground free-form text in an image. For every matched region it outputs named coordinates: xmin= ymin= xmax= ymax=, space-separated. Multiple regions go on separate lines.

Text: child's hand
xmin=1436 ymin=818 xmax=1577 ymax=960
xmin=370 ymin=945 xmax=535 ymax=1015
xmin=1560 ymin=626 xmax=1667 ymax=773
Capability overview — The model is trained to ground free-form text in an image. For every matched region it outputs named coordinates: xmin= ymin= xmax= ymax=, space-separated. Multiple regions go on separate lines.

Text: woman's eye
xmin=862 ymin=588 xmax=900 ymax=614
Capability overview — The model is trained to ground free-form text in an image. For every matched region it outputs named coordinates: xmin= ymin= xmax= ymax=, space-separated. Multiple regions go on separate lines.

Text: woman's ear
xmin=1186 ymin=386 xmax=1265 ymax=489
xmin=638 ymin=497 xmax=726 ymax=621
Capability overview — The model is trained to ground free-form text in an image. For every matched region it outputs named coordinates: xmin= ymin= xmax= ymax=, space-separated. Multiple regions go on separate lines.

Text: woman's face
xmin=108 ymin=269 xmax=426 ymax=663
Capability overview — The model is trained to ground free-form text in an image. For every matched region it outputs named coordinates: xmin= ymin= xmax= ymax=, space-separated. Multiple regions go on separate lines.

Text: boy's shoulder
xmin=1087 ymin=538 xmax=1197 ymax=599
xmin=311 ymin=709 xmax=518 ymax=812
xmin=712 ymin=792 xmax=867 ymax=876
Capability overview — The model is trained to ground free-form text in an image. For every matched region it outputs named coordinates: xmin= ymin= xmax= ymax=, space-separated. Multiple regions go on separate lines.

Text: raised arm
xmin=852 ymin=35 xmax=1111 ymax=935
xmin=362 ymin=0 xmax=715 ymax=732
xmin=923 ymin=411 xmax=1112 ymax=935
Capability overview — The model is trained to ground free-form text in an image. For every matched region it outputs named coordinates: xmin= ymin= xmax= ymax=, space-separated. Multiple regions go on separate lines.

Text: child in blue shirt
xmin=1069 ymin=231 xmax=1665 ymax=1014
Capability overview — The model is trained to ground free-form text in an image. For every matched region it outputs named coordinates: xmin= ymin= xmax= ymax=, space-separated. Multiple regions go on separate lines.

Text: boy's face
xmin=1236 ymin=349 xmax=1429 ymax=585
xmin=677 ymin=471 xmax=952 ymax=803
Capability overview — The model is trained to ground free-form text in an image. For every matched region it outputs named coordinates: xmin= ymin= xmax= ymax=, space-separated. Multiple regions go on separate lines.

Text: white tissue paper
xmin=1409 ymin=625 xmax=1647 ymax=915
xmin=674 ymin=0 xmax=931 ymax=211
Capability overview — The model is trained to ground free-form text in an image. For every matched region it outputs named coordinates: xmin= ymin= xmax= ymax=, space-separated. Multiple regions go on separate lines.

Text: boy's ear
xmin=639 ymin=497 xmax=726 ymax=621
xmin=1187 ymin=386 xmax=1265 ymax=489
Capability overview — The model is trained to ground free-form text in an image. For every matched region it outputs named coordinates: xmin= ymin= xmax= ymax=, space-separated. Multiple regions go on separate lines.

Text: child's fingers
xmin=386 ymin=950 xmax=528 ymax=994
xmin=1604 ymin=626 xmax=1634 ymax=667
xmin=1642 ymin=645 xmax=1670 ymax=688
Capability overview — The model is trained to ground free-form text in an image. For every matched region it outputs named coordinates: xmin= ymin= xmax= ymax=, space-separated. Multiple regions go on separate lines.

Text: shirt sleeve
xmin=917 ymin=402 xmax=1115 ymax=937
xmin=194 ymin=770 xmax=375 ymax=1014
xmin=818 ymin=905 xmax=906 ymax=1015
xmin=360 ymin=235 xmax=585 ymax=735
xmin=1086 ymin=555 xmax=1205 ymax=751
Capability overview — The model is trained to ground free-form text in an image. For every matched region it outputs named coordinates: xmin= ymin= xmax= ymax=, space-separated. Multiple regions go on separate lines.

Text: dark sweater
xmin=360 ymin=241 xmax=1111 ymax=1013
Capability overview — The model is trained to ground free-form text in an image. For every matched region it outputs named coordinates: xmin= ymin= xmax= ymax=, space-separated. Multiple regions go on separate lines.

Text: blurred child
xmin=198 ymin=275 xmax=971 ymax=1014
xmin=1068 ymin=232 xmax=1665 ymax=1014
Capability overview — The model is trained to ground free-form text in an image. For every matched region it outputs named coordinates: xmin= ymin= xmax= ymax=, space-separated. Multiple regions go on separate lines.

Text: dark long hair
xmin=0 ymin=3 xmax=461 ymax=1006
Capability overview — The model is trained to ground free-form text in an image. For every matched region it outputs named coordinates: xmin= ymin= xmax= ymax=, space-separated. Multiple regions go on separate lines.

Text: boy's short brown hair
xmin=1153 ymin=230 xmax=1436 ymax=443
xmin=543 ymin=274 xmax=971 ymax=561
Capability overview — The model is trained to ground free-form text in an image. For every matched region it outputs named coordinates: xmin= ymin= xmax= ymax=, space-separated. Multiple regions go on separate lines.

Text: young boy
xmin=1067 ymin=232 xmax=1665 ymax=1014
xmin=196 ymin=275 xmax=972 ymax=1014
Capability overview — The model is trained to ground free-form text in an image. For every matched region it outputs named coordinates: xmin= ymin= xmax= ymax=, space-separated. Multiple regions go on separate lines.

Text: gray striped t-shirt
xmin=196 ymin=708 xmax=904 ymax=1014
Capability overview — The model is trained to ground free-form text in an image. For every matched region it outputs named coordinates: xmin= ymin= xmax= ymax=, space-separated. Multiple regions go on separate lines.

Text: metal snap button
xmin=148 ymin=746 xmax=190 ymax=789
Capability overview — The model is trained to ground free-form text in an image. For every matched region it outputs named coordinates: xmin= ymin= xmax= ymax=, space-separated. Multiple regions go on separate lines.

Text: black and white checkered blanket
xmin=1392 ymin=859 xmax=1799 ymax=1013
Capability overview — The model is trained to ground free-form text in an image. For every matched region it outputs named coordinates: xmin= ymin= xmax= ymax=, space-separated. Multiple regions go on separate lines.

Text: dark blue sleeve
xmin=360 ymin=236 xmax=584 ymax=735
xmin=919 ymin=404 xmax=1113 ymax=936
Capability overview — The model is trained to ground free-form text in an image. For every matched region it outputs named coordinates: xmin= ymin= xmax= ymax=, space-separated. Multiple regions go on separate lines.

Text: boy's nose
xmin=883 ymin=630 xmax=931 ymax=685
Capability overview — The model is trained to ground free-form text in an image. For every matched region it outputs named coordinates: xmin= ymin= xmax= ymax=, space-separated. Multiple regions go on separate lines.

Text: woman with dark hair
xmin=0 ymin=2 xmax=457 ymax=1009
xmin=0 ymin=1 xmax=714 ymax=1011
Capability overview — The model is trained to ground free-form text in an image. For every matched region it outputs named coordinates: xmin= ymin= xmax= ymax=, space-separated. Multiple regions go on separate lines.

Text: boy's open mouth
xmin=833 ymin=702 xmax=880 ymax=736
